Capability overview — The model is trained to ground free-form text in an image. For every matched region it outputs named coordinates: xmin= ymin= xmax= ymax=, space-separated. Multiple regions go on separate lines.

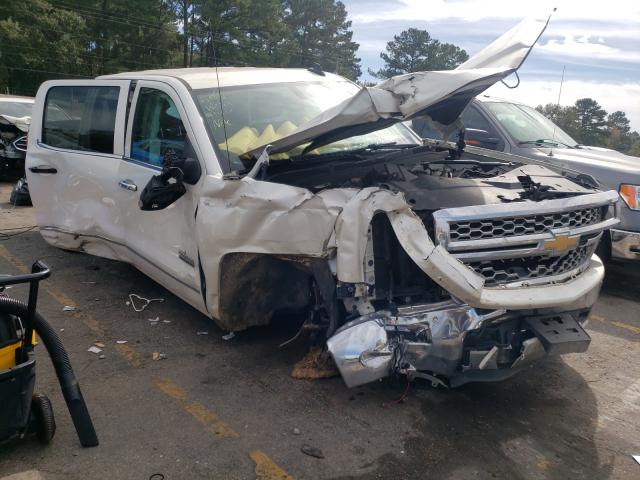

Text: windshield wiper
xmin=518 ymin=139 xmax=576 ymax=148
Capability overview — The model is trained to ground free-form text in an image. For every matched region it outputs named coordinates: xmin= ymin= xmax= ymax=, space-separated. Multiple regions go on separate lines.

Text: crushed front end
xmin=326 ymin=175 xmax=618 ymax=388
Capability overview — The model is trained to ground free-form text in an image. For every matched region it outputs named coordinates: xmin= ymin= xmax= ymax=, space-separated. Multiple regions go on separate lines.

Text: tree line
xmin=537 ymin=99 xmax=640 ymax=156
xmin=0 ymin=0 xmax=361 ymax=95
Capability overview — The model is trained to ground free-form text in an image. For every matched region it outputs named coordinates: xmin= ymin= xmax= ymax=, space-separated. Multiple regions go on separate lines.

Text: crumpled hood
xmin=246 ymin=13 xmax=552 ymax=157
xmin=0 ymin=114 xmax=30 ymax=133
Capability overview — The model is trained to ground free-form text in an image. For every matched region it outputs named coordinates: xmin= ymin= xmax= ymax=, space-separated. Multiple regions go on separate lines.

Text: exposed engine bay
xmin=265 ymin=145 xmax=593 ymax=204
xmin=260 ymin=145 xmax=617 ymax=388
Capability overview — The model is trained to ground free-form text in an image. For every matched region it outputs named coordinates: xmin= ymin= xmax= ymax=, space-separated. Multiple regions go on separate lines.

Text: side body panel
xmin=26 ymin=80 xmax=131 ymax=260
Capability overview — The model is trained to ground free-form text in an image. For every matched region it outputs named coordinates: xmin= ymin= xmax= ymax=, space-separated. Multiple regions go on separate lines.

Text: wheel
xmin=31 ymin=393 xmax=56 ymax=444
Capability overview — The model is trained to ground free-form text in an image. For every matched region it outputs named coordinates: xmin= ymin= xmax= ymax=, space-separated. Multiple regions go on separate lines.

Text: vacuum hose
xmin=0 ymin=297 xmax=99 ymax=447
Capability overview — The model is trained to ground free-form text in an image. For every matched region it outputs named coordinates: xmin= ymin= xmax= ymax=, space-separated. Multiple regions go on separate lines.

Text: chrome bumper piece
xmin=328 ymin=300 xmax=595 ymax=388
xmin=610 ymin=228 xmax=640 ymax=260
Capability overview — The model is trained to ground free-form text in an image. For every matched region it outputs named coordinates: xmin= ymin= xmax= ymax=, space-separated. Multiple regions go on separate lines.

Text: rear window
xmin=43 ymin=86 xmax=119 ymax=154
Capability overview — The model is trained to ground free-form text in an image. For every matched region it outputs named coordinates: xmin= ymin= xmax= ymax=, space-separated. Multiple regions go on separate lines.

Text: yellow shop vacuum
xmin=0 ymin=261 xmax=98 ymax=447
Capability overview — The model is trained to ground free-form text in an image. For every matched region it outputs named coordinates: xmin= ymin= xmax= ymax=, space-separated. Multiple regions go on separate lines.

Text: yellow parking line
xmin=0 ymin=244 xmax=105 ymax=337
xmin=250 ymin=451 xmax=295 ymax=480
xmin=1 ymin=243 xmax=294 ymax=477
xmin=154 ymin=377 xmax=239 ymax=438
xmin=590 ymin=314 xmax=640 ymax=335
xmin=114 ymin=343 xmax=143 ymax=368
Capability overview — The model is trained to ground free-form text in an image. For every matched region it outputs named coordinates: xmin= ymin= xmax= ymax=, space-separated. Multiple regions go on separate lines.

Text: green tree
xmin=0 ymin=0 xmax=366 ymax=97
xmin=370 ymin=28 xmax=468 ymax=79
xmin=284 ymin=0 xmax=361 ymax=79
xmin=536 ymin=103 xmax=581 ymax=141
xmin=605 ymin=110 xmax=632 ymax=151
xmin=574 ymin=97 xmax=607 ymax=145
xmin=0 ymin=1 xmax=89 ymax=94
xmin=53 ymin=0 xmax=181 ymax=75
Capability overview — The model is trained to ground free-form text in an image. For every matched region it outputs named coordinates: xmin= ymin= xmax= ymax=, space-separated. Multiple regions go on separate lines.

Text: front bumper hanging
xmin=327 ymin=302 xmax=591 ymax=388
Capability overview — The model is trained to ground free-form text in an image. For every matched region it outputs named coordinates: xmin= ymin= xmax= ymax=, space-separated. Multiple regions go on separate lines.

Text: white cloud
xmin=351 ymin=0 xmax=640 ymax=25
xmin=537 ymin=35 xmax=640 ymax=63
xmin=486 ymin=79 xmax=640 ymax=131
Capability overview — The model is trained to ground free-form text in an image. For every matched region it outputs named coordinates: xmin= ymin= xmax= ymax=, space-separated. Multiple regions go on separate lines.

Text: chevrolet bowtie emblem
xmin=543 ymin=234 xmax=578 ymax=254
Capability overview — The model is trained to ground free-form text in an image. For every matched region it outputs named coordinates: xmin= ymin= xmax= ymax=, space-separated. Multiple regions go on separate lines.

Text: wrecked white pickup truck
xmin=27 ymin=14 xmax=619 ymax=388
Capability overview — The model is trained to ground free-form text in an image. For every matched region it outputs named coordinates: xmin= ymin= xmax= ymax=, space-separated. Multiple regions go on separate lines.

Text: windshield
xmin=193 ymin=81 xmax=419 ymax=170
xmin=484 ymin=102 xmax=577 ymax=147
xmin=0 ymin=101 xmax=33 ymax=118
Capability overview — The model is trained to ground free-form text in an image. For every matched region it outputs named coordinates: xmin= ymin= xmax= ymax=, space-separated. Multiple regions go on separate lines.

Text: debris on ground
xmin=116 ymin=340 xmax=127 ymax=344
xmin=301 ymin=444 xmax=324 ymax=459
xmin=291 ymin=346 xmax=339 ymax=380
xmin=87 ymin=346 xmax=102 ymax=354
xmin=62 ymin=305 xmax=76 ymax=311
xmin=633 ymin=455 xmax=640 ymax=465
xmin=148 ymin=317 xmax=160 ymax=325
xmin=197 ymin=331 xmax=209 ymax=336
xmin=99 ymin=355 xmax=105 ymax=359
xmin=222 ymin=332 xmax=235 ymax=341
xmin=127 ymin=293 xmax=164 ymax=312
xmin=152 ymin=352 xmax=167 ymax=361
xmin=94 ymin=341 xmax=105 ymax=348
xmin=162 ymin=320 xmax=171 ymax=324
xmin=293 ymin=428 xmax=301 ymax=435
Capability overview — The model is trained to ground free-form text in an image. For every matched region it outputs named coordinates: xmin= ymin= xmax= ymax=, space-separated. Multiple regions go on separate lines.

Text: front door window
xmin=131 ymin=88 xmax=186 ymax=166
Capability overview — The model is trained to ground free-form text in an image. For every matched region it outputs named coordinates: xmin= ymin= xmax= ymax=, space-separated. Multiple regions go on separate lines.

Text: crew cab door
xmin=118 ymin=81 xmax=204 ymax=309
xmin=26 ymin=80 xmax=130 ymax=255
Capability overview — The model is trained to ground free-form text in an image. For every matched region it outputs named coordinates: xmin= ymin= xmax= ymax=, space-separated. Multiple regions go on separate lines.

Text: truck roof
xmin=99 ymin=67 xmax=346 ymax=90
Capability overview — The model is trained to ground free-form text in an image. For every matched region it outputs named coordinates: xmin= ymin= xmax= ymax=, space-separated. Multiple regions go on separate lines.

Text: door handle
xmin=29 ymin=166 xmax=57 ymax=174
xmin=118 ymin=179 xmax=138 ymax=192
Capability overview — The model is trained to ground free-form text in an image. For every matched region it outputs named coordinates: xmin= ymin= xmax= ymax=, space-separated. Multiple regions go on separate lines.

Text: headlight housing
xmin=619 ymin=184 xmax=640 ymax=210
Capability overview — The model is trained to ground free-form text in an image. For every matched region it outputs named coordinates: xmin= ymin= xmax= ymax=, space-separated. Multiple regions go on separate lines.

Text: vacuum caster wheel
xmin=31 ymin=393 xmax=56 ymax=444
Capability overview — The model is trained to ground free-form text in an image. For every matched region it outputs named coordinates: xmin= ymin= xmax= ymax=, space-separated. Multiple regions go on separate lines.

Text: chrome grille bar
xmin=432 ymin=190 xmax=619 ymax=286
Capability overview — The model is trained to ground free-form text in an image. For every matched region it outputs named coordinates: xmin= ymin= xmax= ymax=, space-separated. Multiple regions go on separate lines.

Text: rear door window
xmin=130 ymin=88 xmax=186 ymax=167
xmin=43 ymin=86 xmax=120 ymax=154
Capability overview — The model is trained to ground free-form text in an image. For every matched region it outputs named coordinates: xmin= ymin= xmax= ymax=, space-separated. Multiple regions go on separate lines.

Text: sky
xmin=342 ymin=0 xmax=640 ymax=131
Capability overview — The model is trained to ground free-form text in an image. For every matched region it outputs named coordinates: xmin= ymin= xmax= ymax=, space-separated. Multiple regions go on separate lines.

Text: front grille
xmin=432 ymin=191 xmax=618 ymax=287
xmin=467 ymin=246 xmax=590 ymax=286
xmin=449 ymin=207 xmax=603 ymax=242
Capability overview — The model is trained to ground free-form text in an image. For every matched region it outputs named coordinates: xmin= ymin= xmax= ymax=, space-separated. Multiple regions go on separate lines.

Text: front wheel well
xmin=217 ymin=253 xmax=338 ymax=333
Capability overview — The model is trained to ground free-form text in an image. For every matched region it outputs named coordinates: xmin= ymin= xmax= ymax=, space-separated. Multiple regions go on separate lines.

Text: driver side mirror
xmin=464 ymin=128 xmax=501 ymax=150
xmin=138 ymin=167 xmax=186 ymax=211
xmin=137 ymin=136 xmax=202 ymax=211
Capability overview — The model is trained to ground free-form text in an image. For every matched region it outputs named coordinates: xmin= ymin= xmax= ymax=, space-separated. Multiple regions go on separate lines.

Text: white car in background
xmin=0 ymin=94 xmax=33 ymax=178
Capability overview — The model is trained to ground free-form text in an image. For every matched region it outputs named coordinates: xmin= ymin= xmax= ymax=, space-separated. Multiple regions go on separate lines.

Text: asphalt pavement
xmin=0 ymin=182 xmax=639 ymax=480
